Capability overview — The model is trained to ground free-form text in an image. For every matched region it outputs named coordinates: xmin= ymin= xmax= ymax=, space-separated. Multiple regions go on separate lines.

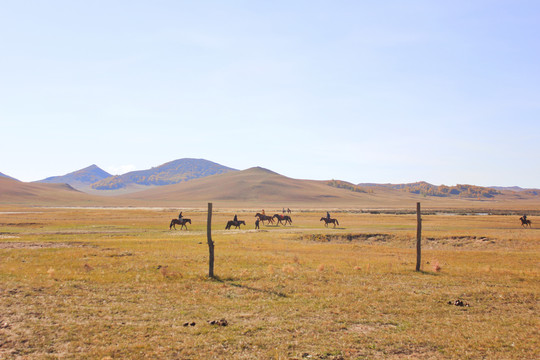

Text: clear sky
xmin=1 ymin=1 xmax=539 ymax=187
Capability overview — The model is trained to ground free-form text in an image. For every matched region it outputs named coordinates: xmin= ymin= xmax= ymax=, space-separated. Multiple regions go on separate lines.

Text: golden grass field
xmin=0 ymin=206 xmax=538 ymax=359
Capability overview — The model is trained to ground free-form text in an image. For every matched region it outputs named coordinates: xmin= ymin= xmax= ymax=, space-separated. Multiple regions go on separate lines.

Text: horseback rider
xmin=178 ymin=211 xmax=183 ymax=220
xmin=262 ymin=209 xmax=265 ymax=215
xmin=326 ymin=211 xmax=331 ymax=220
xmin=523 ymin=214 xmax=528 ymax=221
xmin=233 ymin=214 xmax=238 ymax=222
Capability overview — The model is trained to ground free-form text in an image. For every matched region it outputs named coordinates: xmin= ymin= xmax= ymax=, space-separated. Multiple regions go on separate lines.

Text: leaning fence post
xmin=416 ymin=202 xmax=422 ymax=271
xmin=207 ymin=202 xmax=215 ymax=278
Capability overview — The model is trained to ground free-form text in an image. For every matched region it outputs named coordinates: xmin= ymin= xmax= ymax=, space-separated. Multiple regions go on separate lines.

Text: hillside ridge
xmin=38 ymin=164 xmax=112 ymax=187
xmin=359 ymin=181 xmax=511 ymax=198
xmin=0 ymin=172 xmax=18 ymax=181
xmin=91 ymin=158 xmax=237 ymax=190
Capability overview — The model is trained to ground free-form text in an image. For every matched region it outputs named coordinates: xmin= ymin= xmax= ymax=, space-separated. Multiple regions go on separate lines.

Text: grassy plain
xmin=0 ymin=207 xmax=538 ymax=359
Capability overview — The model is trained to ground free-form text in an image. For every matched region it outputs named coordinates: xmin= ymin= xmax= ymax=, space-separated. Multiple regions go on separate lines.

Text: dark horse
xmin=320 ymin=217 xmax=339 ymax=228
xmin=255 ymin=212 xmax=274 ymax=225
xmin=225 ymin=220 xmax=246 ymax=230
xmin=170 ymin=218 xmax=191 ymax=230
xmin=273 ymin=214 xmax=292 ymax=226
xmin=520 ymin=216 xmax=532 ymax=228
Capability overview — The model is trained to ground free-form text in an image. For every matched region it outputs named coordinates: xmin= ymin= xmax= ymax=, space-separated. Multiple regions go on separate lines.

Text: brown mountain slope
xmin=117 ymin=167 xmax=496 ymax=209
xmin=0 ymin=172 xmax=18 ymax=181
xmin=119 ymin=167 xmax=355 ymax=203
xmin=2 ymin=167 xmax=539 ymax=210
xmin=0 ymin=177 xmax=124 ymax=206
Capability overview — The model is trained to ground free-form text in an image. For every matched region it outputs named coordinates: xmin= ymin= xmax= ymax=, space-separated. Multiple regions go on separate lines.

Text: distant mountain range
xmin=35 ymin=158 xmax=237 ymax=192
xmin=91 ymin=158 xmax=236 ymax=190
xmin=1 ymin=158 xmax=537 ymax=202
xmin=1 ymin=160 xmax=539 ymax=208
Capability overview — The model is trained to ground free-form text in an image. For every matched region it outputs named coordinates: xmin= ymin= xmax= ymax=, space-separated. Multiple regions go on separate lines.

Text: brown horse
xmin=170 ymin=218 xmax=191 ymax=230
xmin=520 ymin=217 xmax=532 ymax=228
xmin=255 ymin=213 xmax=274 ymax=225
xmin=320 ymin=217 xmax=339 ymax=228
xmin=225 ymin=220 xmax=246 ymax=230
xmin=273 ymin=214 xmax=292 ymax=226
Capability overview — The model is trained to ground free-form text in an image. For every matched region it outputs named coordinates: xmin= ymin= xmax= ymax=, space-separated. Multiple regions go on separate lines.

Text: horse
xmin=225 ymin=220 xmax=246 ymax=230
xmin=520 ymin=217 xmax=532 ymax=228
xmin=320 ymin=217 xmax=339 ymax=228
xmin=170 ymin=218 xmax=191 ymax=230
xmin=273 ymin=214 xmax=292 ymax=226
xmin=255 ymin=212 xmax=274 ymax=225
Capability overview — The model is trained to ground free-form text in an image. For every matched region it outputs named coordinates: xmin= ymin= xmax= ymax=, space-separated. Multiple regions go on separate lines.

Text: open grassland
xmin=0 ymin=207 xmax=538 ymax=359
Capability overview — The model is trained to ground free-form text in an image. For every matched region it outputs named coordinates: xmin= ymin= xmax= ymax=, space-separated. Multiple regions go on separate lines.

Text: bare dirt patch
xmin=300 ymin=233 xmax=394 ymax=243
xmin=425 ymin=236 xmax=495 ymax=248
xmin=0 ymin=232 xmax=19 ymax=239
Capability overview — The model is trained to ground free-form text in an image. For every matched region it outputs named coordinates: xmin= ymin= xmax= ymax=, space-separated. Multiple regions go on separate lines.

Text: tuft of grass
xmin=282 ymin=265 xmax=296 ymax=274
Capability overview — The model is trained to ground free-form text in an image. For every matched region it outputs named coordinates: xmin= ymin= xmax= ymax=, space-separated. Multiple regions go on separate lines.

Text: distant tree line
xmin=326 ymin=180 xmax=367 ymax=193
xmin=393 ymin=182 xmax=501 ymax=198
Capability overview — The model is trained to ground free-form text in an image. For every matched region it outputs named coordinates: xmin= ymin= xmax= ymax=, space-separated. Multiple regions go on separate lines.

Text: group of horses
xmin=226 ymin=214 xmax=293 ymax=230
xmin=254 ymin=213 xmax=292 ymax=226
xmin=171 ymin=215 xmax=531 ymax=230
xmin=170 ymin=212 xmax=340 ymax=230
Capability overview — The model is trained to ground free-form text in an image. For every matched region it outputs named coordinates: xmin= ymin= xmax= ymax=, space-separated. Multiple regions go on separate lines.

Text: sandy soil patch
xmin=0 ymin=234 xmax=20 ymax=239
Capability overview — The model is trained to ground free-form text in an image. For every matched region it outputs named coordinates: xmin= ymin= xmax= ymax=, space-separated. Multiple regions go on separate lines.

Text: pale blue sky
xmin=1 ymin=1 xmax=539 ymax=187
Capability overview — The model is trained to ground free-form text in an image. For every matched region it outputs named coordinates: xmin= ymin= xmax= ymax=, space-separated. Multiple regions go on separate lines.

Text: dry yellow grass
xmin=0 ymin=206 xmax=538 ymax=359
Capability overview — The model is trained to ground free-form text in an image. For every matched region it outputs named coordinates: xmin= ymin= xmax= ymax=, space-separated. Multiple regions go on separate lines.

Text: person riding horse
xmin=520 ymin=215 xmax=532 ymax=228
xmin=178 ymin=211 xmax=183 ymax=220
xmin=326 ymin=211 xmax=331 ymax=220
xmin=170 ymin=217 xmax=191 ymax=230
xmin=255 ymin=212 xmax=274 ymax=225
xmin=226 ymin=219 xmax=245 ymax=229
xmin=320 ymin=216 xmax=339 ymax=228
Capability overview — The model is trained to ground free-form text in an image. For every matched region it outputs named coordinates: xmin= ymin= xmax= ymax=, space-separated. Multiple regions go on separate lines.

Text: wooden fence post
xmin=416 ymin=202 xmax=422 ymax=271
xmin=207 ymin=202 xmax=215 ymax=278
